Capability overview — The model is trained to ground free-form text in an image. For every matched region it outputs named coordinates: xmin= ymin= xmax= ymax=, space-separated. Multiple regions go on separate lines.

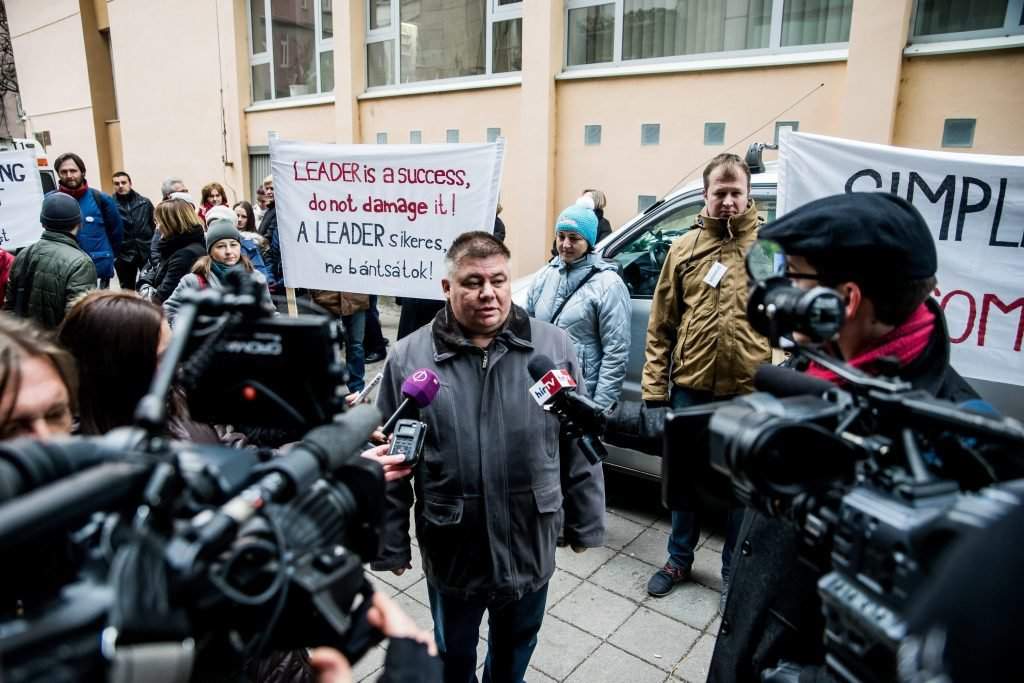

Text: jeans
xmin=341 ymin=310 xmax=366 ymax=394
xmin=666 ymin=385 xmax=742 ymax=580
xmin=427 ymin=582 xmax=548 ymax=683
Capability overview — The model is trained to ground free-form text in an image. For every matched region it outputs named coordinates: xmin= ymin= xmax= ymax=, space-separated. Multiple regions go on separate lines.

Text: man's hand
xmin=360 ymin=443 xmax=414 ymax=481
xmin=309 ymin=647 xmax=352 ymax=683
xmin=367 ymin=592 xmax=438 ymax=656
xmin=571 ymin=545 xmax=588 ymax=554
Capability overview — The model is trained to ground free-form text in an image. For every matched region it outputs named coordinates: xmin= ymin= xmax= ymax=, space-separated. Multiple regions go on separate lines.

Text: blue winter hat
xmin=555 ymin=195 xmax=599 ymax=247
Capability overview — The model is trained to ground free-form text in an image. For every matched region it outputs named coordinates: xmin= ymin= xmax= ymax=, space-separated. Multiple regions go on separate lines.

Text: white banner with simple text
xmin=0 ymin=149 xmax=45 ymax=250
xmin=270 ymin=139 xmax=504 ymax=299
xmin=777 ymin=131 xmax=1024 ymax=386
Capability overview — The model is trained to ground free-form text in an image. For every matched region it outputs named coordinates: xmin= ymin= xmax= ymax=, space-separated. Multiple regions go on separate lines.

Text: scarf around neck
xmin=59 ymin=179 xmax=89 ymax=200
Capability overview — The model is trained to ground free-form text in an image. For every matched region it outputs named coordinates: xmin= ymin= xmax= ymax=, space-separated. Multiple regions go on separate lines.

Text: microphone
xmin=380 ymin=368 xmax=441 ymax=434
xmin=527 ymin=355 xmax=607 ymax=464
xmin=754 ymin=364 xmax=835 ymax=398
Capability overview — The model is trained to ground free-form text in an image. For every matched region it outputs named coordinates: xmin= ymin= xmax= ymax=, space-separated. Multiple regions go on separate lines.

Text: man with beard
xmin=54 ymin=153 xmax=123 ymax=289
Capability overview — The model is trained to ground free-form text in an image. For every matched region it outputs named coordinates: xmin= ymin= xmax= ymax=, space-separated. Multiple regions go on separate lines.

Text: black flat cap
xmin=760 ymin=192 xmax=937 ymax=282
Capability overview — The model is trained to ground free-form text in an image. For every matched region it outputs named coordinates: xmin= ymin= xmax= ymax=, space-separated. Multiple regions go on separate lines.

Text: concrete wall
xmin=555 ymin=62 xmax=846 ymax=234
xmin=248 ymin=103 xmax=336 ymax=146
xmin=8 ymin=1 xmax=101 ymax=182
xmin=107 ymin=0 xmax=247 ymax=203
xmin=894 ymin=50 xmax=1024 ymax=155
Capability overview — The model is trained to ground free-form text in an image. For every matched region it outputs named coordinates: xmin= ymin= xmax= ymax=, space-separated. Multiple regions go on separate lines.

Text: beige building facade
xmin=7 ymin=0 xmax=1023 ymax=276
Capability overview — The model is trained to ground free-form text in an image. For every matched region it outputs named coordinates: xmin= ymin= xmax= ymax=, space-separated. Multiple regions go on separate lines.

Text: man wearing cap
xmin=642 ymin=153 xmax=771 ymax=601
xmin=526 ymin=195 xmax=631 ymax=411
xmin=709 ymin=192 xmax=977 ymax=683
xmin=54 ymin=152 xmax=123 ymax=289
xmin=4 ymin=193 xmax=97 ymax=329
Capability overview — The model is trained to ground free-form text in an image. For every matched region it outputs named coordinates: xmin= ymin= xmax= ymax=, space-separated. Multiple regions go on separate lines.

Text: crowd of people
xmin=0 ymin=148 xmax=996 ymax=683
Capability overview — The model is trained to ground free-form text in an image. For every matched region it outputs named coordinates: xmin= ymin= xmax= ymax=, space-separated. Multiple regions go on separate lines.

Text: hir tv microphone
xmin=527 ymin=355 xmax=608 ymax=465
xmin=381 ymin=368 xmax=442 ymax=434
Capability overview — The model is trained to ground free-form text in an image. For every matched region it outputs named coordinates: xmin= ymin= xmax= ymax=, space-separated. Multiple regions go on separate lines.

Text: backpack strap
xmin=548 ymin=266 xmax=600 ymax=324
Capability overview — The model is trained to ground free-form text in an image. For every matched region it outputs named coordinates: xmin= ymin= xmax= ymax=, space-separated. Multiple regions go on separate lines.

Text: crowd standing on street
xmin=0 ymin=145 xmax=1006 ymax=683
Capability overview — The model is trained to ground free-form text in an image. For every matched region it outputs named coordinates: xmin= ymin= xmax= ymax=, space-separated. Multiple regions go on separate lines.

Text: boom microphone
xmin=380 ymin=368 xmax=441 ymax=434
xmin=527 ymin=355 xmax=607 ymax=464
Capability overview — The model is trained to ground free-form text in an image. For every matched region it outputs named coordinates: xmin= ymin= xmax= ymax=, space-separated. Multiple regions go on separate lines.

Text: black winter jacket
xmin=114 ymin=190 xmax=156 ymax=267
xmin=3 ymin=230 xmax=96 ymax=328
xmin=258 ymin=203 xmax=282 ymax=291
xmin=709 ymin=297 xmax=978 ymax=683
xmin=150 ymin=230 xmax=206 ymax=303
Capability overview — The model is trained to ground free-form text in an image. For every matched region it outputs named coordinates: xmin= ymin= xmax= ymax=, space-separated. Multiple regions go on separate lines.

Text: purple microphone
xmin=381 ymin=368 xmax=441 ymax=434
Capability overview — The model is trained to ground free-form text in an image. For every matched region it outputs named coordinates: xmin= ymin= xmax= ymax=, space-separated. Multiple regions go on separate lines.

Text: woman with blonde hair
xmin=138 ymin=198 xmax=206 ymax=303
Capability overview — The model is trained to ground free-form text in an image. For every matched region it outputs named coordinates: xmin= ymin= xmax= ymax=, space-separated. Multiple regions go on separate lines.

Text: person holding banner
xmin=373 ymin=231 xmax=605 ymax=683
xmin=710 ymin=192 xmax=978 ymax=683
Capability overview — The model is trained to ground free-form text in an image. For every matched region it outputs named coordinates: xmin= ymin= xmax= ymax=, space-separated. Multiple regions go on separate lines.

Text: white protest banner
xmin=777 ymin=131 xmax=1024 ymax=386
xmin=270 ymin=139 xmax=504 ymax=299
xmin=0 ymin=149 xmax=45 ymax=251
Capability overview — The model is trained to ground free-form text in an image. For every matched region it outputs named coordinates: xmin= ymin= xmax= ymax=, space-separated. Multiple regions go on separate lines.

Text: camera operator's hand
xmin=367 ymin=592 xmax=438 ymax=656
xmin=760 ymin=661 xmax=803 ymax=683
xmin=310 ymin=647 xmax=353 ymax=683
xmin=361 ymin=443 xmax=414 ymax=481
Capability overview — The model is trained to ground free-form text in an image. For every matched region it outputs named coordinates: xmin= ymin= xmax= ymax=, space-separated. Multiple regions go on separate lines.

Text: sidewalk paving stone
xmin=352 ymin=644 xmax=386 ymax=682
xmin=550 ymin=582 xmax=638 ymax=639
xmin=701 ymin=533 xmax=725 ymax=553
xmin=589 ymin=553 xmax=657 ymax=601
xmin=565 ymin=643 xmax=667 ymax=683
xmin=392 ymin=592 xmax=434 ymax=633
xmin=609 ymin=606 xmax=701 ymax=672
xmin=690 ymin=546 xmax=725 ymax=592
xmin=555 ymin=544 xmax=616 ymax=579
xmin=673 ymin=633 xmax=716 ymax=682
xmin=532 ymin=616 xmax=601 ymax=680
xmin=644 ymin=581 xmax=720 ymax=632
xmin=405 ymin=576 xmax=431 ymax=607
xmin=623 ymin=527 xmax=671 ymax=567
xmin=528 ymin=666 xmax=559 ymax=682
xmin=603 ymin=512 xmax=648 ymax=550
xmin=385 ymin=563 xmax=425 ymax=591
xmin=547 ymin=567 xmax=584 ymax=608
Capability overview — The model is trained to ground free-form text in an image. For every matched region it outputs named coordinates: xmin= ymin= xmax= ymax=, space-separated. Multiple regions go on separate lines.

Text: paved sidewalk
xmin=357 ymin=477 xmax=725 ymax=683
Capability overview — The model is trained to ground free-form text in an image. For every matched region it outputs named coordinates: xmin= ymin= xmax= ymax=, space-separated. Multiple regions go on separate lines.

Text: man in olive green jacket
xmin=641 ymin=153 xmax=770 ymax=602
xmin=5 ymin=193 xmax=97 ymax=329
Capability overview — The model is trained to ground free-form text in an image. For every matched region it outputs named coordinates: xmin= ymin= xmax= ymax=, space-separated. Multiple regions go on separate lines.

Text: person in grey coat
xmin=372 ymin=231 xmax=606 ymax=683
xmin=526 ymin=196 xmax=631 ymax=411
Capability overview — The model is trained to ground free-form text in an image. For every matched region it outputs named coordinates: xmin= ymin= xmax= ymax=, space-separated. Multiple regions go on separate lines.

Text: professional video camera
xmin=0 ymin=273 xmax=388 ymax=683
xmin=614 ymin=241 xmax=1024 ymax=683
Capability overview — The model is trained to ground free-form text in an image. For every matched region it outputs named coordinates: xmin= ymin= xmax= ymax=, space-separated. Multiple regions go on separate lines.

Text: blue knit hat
xmin=555 ymin=195 xmax=599 ymax=247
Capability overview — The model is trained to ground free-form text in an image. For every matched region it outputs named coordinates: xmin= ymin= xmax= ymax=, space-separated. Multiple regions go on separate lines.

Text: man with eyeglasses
xmin=710 ymin=192 xmax=977 ymax=683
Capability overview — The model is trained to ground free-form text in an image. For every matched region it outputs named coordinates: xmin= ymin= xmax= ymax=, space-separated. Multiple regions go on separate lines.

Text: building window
xmin=774 ymin=120 xmax=799 ymax=145
xmin=447 ymin=129 xmax=460 ymax=143
xmin=486 ymin=127 xmax=502 ymax=142
xmin=641 ymin=123 xmax=660 ymax=146
xmin=565 ymin=0 xmax=853 ymax=68
xmin=377 ymin=132 xmax=388 ymax=144
xmin=247 ymin=0 xmax=335 ymax=102
xmin=410 ymin=130 xmax=422 ymax=143
xmin=942 ymin=118 xmax=976 ymax=148
xmin=911 ymin=0 xmax=1023 ymax=42
xmin=584 ymin=124 xmax=602 ymax=145
xmin=704 ymin=122 xmax=725 ymax=145
xmin=366 ymin=0 xmax=523 ymax=89
xmin=638 ymin=194 xmax=657 ymax=212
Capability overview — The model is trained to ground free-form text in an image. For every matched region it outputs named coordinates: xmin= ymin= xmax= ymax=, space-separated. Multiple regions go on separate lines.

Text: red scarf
xmin=806 ymin=303 xmax=935 ymax=384
xmin=59 ymin=179 xmax=89 ymax=200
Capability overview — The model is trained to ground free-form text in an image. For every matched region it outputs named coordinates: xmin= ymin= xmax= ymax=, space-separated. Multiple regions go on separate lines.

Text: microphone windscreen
xmin=401 ymin=368 xmax=442 ymax=408
xmin=754 ymin=364 xmax=834 ymax=398
xmin=528 ymin=354 xmax=555 ymax=382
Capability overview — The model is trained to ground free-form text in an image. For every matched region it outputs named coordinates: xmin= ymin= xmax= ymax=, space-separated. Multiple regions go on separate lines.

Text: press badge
xmin=703 ymin=261 xmax=727 ymax=288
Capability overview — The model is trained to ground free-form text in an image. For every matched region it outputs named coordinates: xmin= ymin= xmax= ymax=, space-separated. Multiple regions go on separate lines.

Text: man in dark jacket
xmin=709 ymin=193 xmax=978 ymax=683
xmin=373 ymin=231 xmax=606 ymax=683
xmin=4 ymin=193 xmax=96 ymax=328
xmin=111 ymin=170 xmax=155 ymax=291
xmin=54 ymin=152 xmax=123 ymax=289
xmin=257 ymin=174 xmax=282 ymax=293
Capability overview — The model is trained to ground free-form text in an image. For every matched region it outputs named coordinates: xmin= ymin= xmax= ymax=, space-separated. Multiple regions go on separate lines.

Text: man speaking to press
xmin=373 ymin=231 xmax=606 ymax=683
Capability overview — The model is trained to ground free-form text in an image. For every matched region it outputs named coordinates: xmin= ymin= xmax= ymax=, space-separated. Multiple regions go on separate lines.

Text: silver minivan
xmin=515 ymin=161 xmax=1024 ymax=479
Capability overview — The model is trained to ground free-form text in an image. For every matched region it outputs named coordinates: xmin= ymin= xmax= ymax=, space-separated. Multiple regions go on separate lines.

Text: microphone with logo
xmin=381 ymin=368 xmax=442 ymax=435
xmin=527 ymin=355 xmax=608 ymax=465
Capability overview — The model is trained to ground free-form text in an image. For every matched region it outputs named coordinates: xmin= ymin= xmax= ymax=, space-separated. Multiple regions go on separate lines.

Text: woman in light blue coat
xmin=526 ymin=196 xmax=631 ymax=410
